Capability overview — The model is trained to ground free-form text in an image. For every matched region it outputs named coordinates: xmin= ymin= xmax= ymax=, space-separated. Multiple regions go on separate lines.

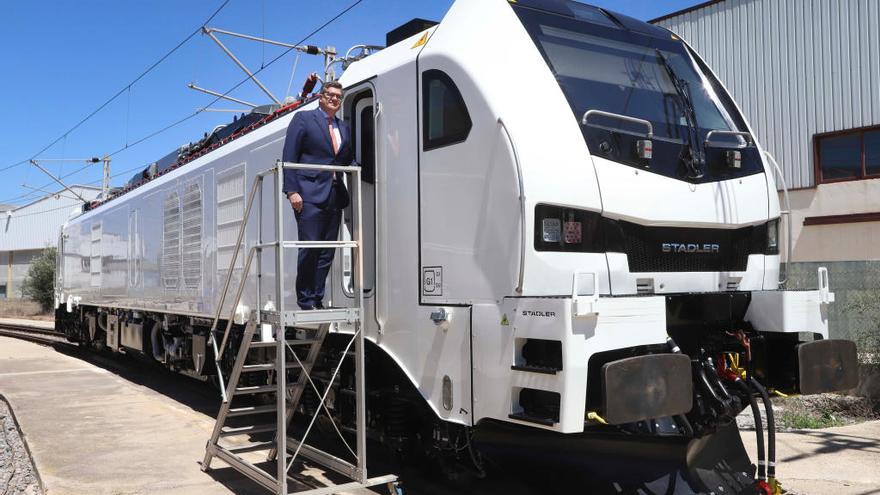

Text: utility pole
xmin=102 ymin=155 xmax=111 ymax=197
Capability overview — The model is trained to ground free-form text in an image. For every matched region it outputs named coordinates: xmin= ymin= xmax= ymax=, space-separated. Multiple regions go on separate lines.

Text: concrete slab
xmin=0 ymin=337 xmax=237 ymax=494
xmin=0 ymin=337 xmax=380 ymax=495
xmin=8 ymin=331 xmax=875 ymax=495
xmin=741 ymin=420 xmax=880 ymax=494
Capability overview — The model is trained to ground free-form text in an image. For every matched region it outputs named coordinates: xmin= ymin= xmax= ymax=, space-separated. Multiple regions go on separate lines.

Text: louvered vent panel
xmin=163 ymin=191 xmax=181 ymax=289
xmin=90 ymin=222 xmax=102 ymax=287
xmin=216 ymin=166 xmax=245 ymax=273
xmin=181 ymin=182 xmax=203 ymax=289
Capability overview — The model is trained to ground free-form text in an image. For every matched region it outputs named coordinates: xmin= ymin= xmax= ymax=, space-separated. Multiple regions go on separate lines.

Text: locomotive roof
xmin=82 ymin=17 xmax=439 ymax=215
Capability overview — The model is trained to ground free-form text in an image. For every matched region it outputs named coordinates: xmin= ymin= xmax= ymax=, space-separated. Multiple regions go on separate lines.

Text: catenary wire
xmin=3 ymin=0 xmax=367 ymax=215
xmin=0 ymin=0 xmax=231 ymax=175
xmin=103 ymin=0 xmax=366 ymax=160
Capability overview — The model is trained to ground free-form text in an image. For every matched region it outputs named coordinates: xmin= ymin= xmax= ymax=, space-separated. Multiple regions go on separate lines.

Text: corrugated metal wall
xmin=654 ymin=0 xmax=880 ymax=189
xmin=0 ymin=186 xmax=100 ymax=251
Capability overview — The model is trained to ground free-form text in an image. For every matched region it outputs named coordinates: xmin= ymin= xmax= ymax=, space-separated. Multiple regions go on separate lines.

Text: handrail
xmin=581 ymin=109 xmax=654 ymax=139
xmin=704 ymin=130 xmax=754 ymax=148
xmin=764 ymin=151 xmax=792 ymax=287
xmin=281 ymin=163 xmax=361 ymax=173
xmin=216 ymin=246 xmax=259 ymax=362
xmin=207 ymin=173 xmax=265 ymax=399
xmin=498 ymin=118 xmax=527 ymax=293
xmin=373 ymin=101 xmax=385 ymax=333
xmin=209 ymin=160 xmax=365 ymax=399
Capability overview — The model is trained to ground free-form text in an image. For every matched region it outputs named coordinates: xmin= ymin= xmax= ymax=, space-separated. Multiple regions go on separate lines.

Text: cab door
xmin=332 ymin=85 xmax=378 ymax=331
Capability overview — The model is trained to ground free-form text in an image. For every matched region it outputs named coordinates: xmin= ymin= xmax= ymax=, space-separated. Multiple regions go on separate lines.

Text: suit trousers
xmin=294 ymin=200 xmax=342 ymax=309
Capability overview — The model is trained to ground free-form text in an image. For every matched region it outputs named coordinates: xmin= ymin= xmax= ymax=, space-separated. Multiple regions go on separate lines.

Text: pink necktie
xmin=328 ymin=117 xmax=338 ymax=179
xmin=328 ymin=117 xmax=339 ymax=154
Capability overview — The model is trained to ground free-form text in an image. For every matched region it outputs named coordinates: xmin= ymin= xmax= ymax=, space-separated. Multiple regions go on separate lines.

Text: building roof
xmin=0 ymin=186 xmax=102 ymax=252
xmin=648 ymin=0 xmax=724 ymax=24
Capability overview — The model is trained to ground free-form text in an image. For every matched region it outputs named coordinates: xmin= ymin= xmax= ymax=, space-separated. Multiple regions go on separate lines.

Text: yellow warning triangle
xmin=501 ymin=314 xmax=510 ymax=326
xmin=412 ymin=31 xmax=429 ymax=49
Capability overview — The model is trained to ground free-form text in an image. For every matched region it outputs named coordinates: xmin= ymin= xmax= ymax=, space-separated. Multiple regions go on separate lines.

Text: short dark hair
xmin=322 ymin=81 xmax=343 ymax=94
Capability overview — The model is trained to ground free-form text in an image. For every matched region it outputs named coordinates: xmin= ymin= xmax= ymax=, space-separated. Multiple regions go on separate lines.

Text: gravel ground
xmin=736 ymin=392 xmax=879 ymax=431
xmin=0 ymin=396 xmax=42 ymax=495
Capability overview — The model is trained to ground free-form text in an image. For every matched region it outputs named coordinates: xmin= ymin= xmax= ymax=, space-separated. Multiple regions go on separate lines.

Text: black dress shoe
xmin=298 ymin=305 xmax=315 ymax=311
xmin=314 ymin=302 xmax=325 ymax=310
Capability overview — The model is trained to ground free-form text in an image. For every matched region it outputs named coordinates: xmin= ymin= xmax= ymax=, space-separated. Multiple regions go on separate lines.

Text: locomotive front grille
xmin=605 ymin=220 xmax=765 ymax=273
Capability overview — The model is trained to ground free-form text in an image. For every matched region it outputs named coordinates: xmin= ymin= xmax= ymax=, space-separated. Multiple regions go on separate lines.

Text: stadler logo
xmin=522 ymin=310 xmax=556 ymax=317
xmin=661 ymin=243 xmax=720 ymax=254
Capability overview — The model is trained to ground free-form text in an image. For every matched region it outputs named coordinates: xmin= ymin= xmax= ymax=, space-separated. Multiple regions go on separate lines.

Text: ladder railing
xmin=202 ymin=160 xmax=394 ymax=494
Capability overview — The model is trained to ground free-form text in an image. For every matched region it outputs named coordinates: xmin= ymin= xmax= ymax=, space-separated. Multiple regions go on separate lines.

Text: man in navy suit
xmin=282 ymin=81 xmax=353 ymax=310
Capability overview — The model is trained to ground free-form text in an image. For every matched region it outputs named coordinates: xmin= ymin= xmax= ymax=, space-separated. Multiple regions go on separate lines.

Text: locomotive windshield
xmin=513 ymin=2 xmax=762 ymax=183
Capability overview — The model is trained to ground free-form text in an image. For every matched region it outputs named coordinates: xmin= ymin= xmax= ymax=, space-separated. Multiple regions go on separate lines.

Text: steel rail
xmin=0 ymin=323 xmax=68 ymax=346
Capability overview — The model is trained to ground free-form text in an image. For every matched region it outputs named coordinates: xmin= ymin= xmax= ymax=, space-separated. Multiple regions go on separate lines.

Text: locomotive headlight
xmin=535 ymin=204 xmax=603 ymax=252
xmin=767 ymin=218 xmax=780 ymax=254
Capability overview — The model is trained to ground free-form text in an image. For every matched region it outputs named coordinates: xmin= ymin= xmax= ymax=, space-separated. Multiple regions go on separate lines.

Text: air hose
xmin=665 ymin=337 xmax=695 ymax=438
xmin=704 ymin=357 xmax=739 ymax=419
xmin=751 ymin=378 xmax=778 ymax=491
xmin=696 ymin=360 xmax=729 ymax=417
xmin=720 ymin=372 xmax=765 ymax=482
xmin=739 ymin=379 xmax=766 ymax=481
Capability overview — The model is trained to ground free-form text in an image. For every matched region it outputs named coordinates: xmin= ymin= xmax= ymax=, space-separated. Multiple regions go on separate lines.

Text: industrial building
xmin=653 ymin=0 xmax=880 ymax=339
xmin=0 ymin=186 xmax=101 ymax=298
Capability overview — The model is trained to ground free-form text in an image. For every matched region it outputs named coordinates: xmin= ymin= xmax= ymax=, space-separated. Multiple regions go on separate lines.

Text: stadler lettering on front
xmin=661 ymin=243 xmax=721 ymax=254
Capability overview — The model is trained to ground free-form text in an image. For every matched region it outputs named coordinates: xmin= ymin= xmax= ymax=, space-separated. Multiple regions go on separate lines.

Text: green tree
xmin=21 ymin=247 xmax=57 ymax=312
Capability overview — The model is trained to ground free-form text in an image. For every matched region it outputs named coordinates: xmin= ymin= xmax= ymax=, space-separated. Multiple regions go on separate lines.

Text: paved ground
xmin=741 ymin=420 xmax=880 ymax=495
xmin=0 ymin=337 xmax=371 ymax=495
xmin=0 ymin=336 xmax=242 ymax=494
xmin=1 ymin=333 xmax=878 ymax=495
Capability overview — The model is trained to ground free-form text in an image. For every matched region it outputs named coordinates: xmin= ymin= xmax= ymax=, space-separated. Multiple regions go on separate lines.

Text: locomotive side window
xmin=162 ymin=191 xmax=181 ymax=289
xmin=358 ymin=105 xmax=375 ymax=183
xmin=422 ymin=70 xmax=472 ymax=150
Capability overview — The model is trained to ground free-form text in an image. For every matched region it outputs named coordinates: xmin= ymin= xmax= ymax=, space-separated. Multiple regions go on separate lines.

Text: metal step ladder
xmin=200 ymin=160 xmax=398 ymax=494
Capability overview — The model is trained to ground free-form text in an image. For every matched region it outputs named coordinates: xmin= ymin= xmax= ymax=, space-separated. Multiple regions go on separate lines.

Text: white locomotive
xmin=56 ymin=0 xmax=857 ymax=492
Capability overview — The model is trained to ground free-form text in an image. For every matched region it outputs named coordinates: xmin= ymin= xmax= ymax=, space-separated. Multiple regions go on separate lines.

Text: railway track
xmin=0 ymin=322 xmax=67 ymax=346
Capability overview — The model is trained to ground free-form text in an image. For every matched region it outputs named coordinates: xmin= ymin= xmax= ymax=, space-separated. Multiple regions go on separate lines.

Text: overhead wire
xmin=0 ymin=0 xmax=231 ymax=174
xmin=3 ymin=0 xmax=367 ymax=216
xmin=103 ymin=0 xmax=366 ymax=160
xmin=0 ymin=162 xmax=98 ymax=205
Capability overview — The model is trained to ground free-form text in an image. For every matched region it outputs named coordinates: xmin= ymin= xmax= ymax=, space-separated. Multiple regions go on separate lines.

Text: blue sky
xmin=0 ymin=0 xmax=695 ymax=207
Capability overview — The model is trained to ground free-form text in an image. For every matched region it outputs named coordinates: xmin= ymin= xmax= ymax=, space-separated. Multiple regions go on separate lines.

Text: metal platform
xmin=201 ymin=160 xmax=398 ymax=494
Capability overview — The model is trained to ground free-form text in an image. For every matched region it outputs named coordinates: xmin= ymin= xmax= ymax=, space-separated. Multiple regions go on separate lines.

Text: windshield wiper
xmin=655 ymin=49 xmax=705 ymax=179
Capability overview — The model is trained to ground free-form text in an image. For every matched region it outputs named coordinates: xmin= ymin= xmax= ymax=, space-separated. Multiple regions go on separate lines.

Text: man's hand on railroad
xmin=288 ymin=192 xmax=303 ymax=213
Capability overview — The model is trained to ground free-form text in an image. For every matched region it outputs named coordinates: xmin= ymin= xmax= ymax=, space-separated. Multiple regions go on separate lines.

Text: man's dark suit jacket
xmin=281 ymin=108 xmax=353 ymax=208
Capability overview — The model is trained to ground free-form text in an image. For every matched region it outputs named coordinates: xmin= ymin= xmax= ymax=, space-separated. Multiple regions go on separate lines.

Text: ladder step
xmin=241 ymin=362 xmax=303 ymax=372
xmin=220 ymin=423 xmax=277 ymax=437
xmin=227 ymin=441 xmax=276 ymax=454
xmin=233 ymin=385 xmax=277 ymax=395
xmin=211 ymin=446 xmax=279 ymax=492
xmin=249 ymin=341 xmax=279 ymax=349
xmin=233 ymin=382 xmax=305 ymax=396
xmin=248 ymin=338 xmax=322 ymax=348
xmin=286 ymin=338 xmax=324 ymax=346
xmin=227 ymin=405 xmax=277 ymax=417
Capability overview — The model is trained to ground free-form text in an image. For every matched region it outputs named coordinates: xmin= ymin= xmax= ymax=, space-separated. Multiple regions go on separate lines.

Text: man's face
xmin=320 ymin=87 xmax=343 ymax=115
